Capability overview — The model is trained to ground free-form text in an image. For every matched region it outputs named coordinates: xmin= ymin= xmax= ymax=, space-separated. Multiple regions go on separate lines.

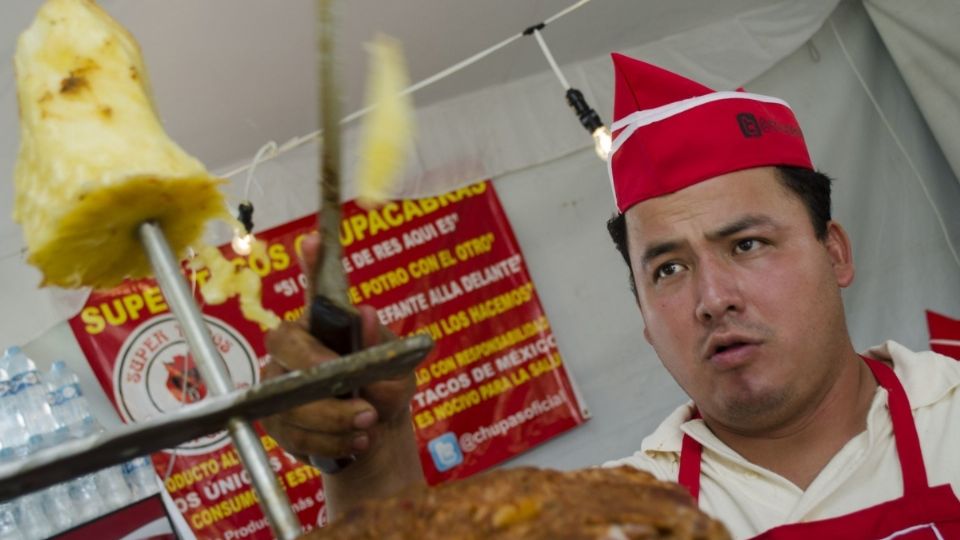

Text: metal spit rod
xmin=139 ymin=222 xmax=302 ymax=540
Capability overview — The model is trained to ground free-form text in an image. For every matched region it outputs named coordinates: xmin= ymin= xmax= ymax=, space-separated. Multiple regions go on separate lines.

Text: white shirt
xmin=604 ymin=341 xmax=960 ymax=539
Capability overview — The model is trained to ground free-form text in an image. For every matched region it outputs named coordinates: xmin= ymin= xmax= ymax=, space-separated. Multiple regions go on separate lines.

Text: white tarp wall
xmin=865 ymin=0 xmax=960 ymax=181
xmin=14 ymin=0 xmax=960 ymax=471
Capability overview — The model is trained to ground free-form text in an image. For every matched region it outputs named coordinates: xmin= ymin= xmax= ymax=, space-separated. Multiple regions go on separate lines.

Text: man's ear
xmin=823 ymin=221 xmax=855 ymax=288
xmin=636 ymin=294 xmax=653 ymax=344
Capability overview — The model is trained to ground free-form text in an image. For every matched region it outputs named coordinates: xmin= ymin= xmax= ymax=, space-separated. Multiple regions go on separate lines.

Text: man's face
xmin=625 ymin=167 xmax=855 ymax=432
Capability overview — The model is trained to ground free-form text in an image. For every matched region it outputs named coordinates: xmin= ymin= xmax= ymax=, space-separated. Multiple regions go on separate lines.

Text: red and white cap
xmin=608 ymin=53 xmax=813 ymax=214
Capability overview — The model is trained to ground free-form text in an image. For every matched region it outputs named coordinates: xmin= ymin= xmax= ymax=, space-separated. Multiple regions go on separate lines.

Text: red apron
xmin=678 ymin=357 xmax=960 ymax=539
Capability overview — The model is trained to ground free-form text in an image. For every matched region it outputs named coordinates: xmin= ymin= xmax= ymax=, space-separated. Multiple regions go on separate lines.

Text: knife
xmin=307 ymin=0 xmax=365 ymax=473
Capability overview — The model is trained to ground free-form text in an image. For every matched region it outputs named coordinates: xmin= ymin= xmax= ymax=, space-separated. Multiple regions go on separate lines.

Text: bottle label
xmin=122 ymin=456 xmax=151 ymax=474
xmin=48 ymin=383 xmax=81 ymax=406
xmin=10 ymin=372 xmax=40 ymax=395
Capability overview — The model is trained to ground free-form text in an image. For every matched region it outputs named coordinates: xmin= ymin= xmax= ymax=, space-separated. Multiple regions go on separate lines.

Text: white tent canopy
xmin=1 ymin=0 xmax=958 ymax=474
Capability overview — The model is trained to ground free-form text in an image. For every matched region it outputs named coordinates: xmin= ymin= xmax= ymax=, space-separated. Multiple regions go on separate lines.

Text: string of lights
xmin=527 ymin=25 xmax=612 ymax=160
xmin=225 ymin=0 xmax=605 ymax=253
xmin=220 ymin=0 xmax=598 ymax=182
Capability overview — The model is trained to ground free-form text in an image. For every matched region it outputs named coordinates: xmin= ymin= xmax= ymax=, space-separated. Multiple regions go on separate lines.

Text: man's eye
xmin=654 ymin=262 xmax=685 ymax=281
xmin=734 ymin=238 xmax=761 ymax=253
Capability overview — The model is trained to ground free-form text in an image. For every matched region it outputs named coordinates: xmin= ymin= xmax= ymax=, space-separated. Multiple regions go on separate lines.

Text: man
xmin=263 ymin=53 xmax=960 ymax=538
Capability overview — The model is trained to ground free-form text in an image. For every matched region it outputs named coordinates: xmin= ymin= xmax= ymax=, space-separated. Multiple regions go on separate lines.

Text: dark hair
xmin=606 ymin=166 xmax=834 ymax=296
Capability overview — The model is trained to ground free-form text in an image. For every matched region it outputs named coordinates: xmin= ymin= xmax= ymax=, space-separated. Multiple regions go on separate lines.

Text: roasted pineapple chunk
xmin=13 ymin=0 xmax=226 ymax=289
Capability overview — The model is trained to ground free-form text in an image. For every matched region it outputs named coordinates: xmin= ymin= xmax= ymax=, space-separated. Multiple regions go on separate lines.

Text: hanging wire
xmin=219 ymin=0 xmax=594 ymax=180
xmin=242 ymin=141 xmax=278 ymax=200
xmin=544 ymin=0 xmax=590 ymax=25
xmin=806 ymin=40 xmax=821 ymax=63
xmin=531 ymin=29 xmax=571 ymax=90
xmin=526 ymin=23 xmax=611 ymax=160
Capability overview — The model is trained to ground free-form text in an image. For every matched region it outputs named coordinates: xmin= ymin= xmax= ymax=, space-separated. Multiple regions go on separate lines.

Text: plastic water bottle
xmin=1 ymin=349 xmax=77 ymax=537
xmin=3 ymin=347 xmax=65 ymax=449
xmin=0 ymin=369 xmax=28 ymax=462
xmin=45 ymin=361 xmax=96 ymax=438
xmin=122 ymin=456 xmax=159 ymax=500
xmin=17 ymin=493 xmax=53 ymax=540
xmin=75 ymin=418 xmax=133 ymax=512
xmin=0 ymin=502 xmax=23 ymax=540
xmin=66 ymin=474 xmax=101 ymax=522
xmin=40 ymin=484 xmax=74 ymax=535
xmin=95 ymin=464 xmax=133 ymax=512
xmin=0 ymin=356 xmax=26 ymax=539
xmin=43 ymin=360 xmax=134 ymax=512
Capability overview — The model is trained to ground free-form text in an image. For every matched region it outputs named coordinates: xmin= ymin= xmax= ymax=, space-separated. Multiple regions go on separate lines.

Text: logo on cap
xmin=737 ymin=113 xmax=762 ymax=138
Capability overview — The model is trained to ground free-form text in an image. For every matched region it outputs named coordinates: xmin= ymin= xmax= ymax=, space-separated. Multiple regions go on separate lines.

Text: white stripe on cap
xmin=611 ymin=91 xmax=791 ymax=132
xmin=608 ymin=91 xmax=792 ymax=210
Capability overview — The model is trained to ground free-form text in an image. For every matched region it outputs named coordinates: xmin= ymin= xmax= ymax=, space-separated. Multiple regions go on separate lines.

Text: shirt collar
xmin=864 ymin=340 xmax=960 ymax=409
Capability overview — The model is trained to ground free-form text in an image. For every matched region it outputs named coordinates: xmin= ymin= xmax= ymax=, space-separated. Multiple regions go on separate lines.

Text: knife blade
xmin=309 ymin=0 xmax=364 ymax=473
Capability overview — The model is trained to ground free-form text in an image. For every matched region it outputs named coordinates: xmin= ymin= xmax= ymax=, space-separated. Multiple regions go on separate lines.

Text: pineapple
xmin=354 ymin=35 xmax=414 ymax=208
xmin=13 ymin=0 xmax=226 ymax=289
xmin=193 ymin=244 xmax=282 ymax=330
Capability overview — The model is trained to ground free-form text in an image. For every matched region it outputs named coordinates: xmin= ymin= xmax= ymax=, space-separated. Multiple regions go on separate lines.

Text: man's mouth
xmin=705 ymin=334 xmax=762 ymax=366
xmin=714 ymin=342 xmax=747 ymax=354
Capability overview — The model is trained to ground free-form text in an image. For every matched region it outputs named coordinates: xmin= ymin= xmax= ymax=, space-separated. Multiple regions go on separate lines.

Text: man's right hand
xmin=260 ymin=232 xmax=425 ymax=518
xmin=261 ymin=232 xmax=414 ymax=461
xmin=262 ymin=306 xmax=414 ymax=461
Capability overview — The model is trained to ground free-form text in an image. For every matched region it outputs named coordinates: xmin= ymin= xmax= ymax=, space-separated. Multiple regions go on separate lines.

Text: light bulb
xmin=592 ymin=125 xmax=612 ymax=160
xmin=231 ymin=231 xmax=254 ymax=255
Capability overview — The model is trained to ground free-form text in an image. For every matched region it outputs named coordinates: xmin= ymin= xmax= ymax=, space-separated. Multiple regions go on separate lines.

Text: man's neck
xmin=702 ymin=353 xmax=878 ymax=491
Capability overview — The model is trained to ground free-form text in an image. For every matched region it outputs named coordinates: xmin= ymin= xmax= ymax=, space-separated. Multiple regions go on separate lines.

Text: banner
xmin=69 ymin=218 xmax=325 ymax=539
xmin=69 ymin=179 xmax=588 ymax=537
xmin=58 ymin=494 xmax=176 ymax=540
xmin=339 ymin=180 xmax=588 ymax=484
xmin=927 ymin=310 xmax=960 ymax=360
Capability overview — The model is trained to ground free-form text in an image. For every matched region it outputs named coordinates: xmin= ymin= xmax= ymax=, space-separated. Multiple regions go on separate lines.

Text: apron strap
xmin=862 ymin=357 xmax=929 ymax=496
xmin=678 ymin=409 xmax=703 ymax=502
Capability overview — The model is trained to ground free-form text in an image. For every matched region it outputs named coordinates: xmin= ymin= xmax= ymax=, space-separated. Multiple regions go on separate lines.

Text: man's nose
xmin=694 ymin=258 xmax=744 ymax=323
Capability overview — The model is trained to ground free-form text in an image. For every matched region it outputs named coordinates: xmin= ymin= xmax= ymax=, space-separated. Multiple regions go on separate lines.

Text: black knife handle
xmin=307 ymin=294 xmax=363 ymax=473
xmin=308 ymin=294 xmax=363 ymax=356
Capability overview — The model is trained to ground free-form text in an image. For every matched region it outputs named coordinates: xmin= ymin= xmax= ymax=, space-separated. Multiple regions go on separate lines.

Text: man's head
xmin=605 ymin=54 xmax=857 ymax=433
